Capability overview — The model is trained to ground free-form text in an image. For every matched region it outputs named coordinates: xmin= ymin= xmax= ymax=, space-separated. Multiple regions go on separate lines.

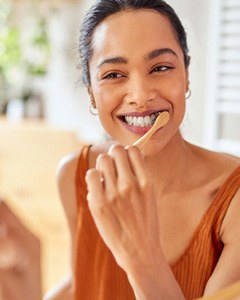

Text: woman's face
xmin=88 ymin=9 xmax=188 ymax=154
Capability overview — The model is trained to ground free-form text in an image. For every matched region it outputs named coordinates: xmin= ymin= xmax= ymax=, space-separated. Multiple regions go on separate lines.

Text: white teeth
xmin=138 ymin=116 xmax=144 ymax=127
xmin=124 ymin=112 xmax=160 ymax=127
xmin=133 ymin=116 xmax=137 ymax=125
xmin=144 ymin=115 xmax=151 ymax=126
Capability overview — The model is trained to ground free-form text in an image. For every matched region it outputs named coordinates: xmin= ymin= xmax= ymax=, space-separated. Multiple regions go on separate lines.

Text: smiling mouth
xmin=118 ymin=111 xmax=163 ymax=128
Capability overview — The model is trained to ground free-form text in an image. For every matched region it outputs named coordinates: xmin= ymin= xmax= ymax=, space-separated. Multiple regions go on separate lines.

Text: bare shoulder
xmin=195 ymin=146 xmax=240 ymax=241
xmin=213 ymin=151 xmax=239 ymax=181
xmin=88 ymin=140 xmax=116 ymax=168
xmin=56 ymin=149 xmax=82 ymax=229
xmin=216 ymin=151 xmax=240 ymax=243
xmin=57 ymin=151 xmax=80 ymax=196
xmin=190 ymin=143 xmax=240 ymax=181
xmin=203 ymin=154 xmax=240 ymax=296
xmin=212 ymin=150 xmax=240 ymax=171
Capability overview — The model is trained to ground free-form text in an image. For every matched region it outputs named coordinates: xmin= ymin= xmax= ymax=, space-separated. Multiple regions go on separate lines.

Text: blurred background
xmin=0 ymin=0 xmax=239 ymax=293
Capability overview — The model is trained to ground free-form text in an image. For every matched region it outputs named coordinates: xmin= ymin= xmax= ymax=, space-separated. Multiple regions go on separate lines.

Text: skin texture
xmin=46 ymin=9 xmax=240 ymax=300
xmin=88 ymin=9 xmax=188 ymax=156
xmin=0 ymin=200 xmax=42 ymax=300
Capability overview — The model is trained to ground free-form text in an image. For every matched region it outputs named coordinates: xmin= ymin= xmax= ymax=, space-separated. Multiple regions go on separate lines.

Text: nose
xmin=124 ymin=74 xmax=157 ymax=109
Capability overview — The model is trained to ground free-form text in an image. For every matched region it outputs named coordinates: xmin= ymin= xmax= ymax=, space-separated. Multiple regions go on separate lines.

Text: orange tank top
xmin=73 ymin=145 xmax=240 ymax=300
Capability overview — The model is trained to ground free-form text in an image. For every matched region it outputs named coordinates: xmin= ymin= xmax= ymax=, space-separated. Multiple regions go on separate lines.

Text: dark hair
xmin=79 ymin=0 xmax=190 ymax=86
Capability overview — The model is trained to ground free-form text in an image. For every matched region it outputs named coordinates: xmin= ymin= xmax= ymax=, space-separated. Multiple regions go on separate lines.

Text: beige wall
xmin=0 ymin=118 xmax=81 ymax=291
xmin=43 ymin=0 xmax=104 ymax=144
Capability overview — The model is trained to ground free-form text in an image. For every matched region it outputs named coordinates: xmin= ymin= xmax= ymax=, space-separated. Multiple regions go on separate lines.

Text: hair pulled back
xmin=79 ymin=0 xmax=190 ymax=86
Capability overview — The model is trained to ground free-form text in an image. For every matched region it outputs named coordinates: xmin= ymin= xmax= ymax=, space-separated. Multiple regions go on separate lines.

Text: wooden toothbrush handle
xmin=133 ymin=128 xmax=155 ymax=150
xmin=133 ymin=112 xmax=170 ymax=150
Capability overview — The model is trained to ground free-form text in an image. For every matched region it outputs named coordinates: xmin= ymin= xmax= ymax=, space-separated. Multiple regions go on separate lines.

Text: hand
xmin=85 ymin=144 xmax=161 ymax=272
xmin=0 ymin=200 xmax=42 ymax=300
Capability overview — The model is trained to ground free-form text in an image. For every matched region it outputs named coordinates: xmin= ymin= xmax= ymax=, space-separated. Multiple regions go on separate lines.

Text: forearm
xmin=126 ymin=258 xmax=185 ymax=300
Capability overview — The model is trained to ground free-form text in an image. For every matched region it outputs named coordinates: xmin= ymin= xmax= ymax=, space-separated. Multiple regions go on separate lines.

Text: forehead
xmin=90 ymin=9 xmax=181 ymax=59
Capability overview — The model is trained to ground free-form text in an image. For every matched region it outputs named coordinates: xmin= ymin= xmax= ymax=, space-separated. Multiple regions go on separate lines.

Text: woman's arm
xmin=203 ymin=189 xmax=240 ymax=296
xmin=86 ymin=144 xmax=185 ymax=300
xmin=43 ymin=153 xmax=79 ymax=300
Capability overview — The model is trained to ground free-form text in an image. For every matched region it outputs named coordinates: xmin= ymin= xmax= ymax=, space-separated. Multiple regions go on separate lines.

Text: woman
xmin=46 ymin=0 xmax=240 ymax=299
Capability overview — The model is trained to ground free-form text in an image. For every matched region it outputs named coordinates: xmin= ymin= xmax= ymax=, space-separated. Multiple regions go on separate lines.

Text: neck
xmin=144 ymin=132 xmax=196 ymax=194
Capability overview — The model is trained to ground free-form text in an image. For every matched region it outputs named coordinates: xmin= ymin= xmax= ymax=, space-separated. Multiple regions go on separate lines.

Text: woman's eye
xmin=103 ymin=72 xmax=123 ymax=80
xmin=151 ymin=65 xmax=172 ymax=73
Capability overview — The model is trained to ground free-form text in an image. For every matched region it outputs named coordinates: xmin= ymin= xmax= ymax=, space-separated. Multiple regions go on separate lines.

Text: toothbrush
xmin=133 ymin=111 xmax=170 ymax=150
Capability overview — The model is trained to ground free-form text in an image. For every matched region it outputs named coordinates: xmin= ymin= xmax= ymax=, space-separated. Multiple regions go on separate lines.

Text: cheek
xmin=165 ymin=78 xmax=186 ymax=127
xmin=94 ymin=85 xmax=123 ymax=114
xmin=167 ymin=71 xmax=186 ymax=95
xmin=93 ymin=90 xmax=120 ymax=133
xmin=168 ymin=77 xmax=187 ymax=109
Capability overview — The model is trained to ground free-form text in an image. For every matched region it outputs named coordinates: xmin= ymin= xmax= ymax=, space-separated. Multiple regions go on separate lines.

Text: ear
xmin=185 ymin=69 xmax=190 ymax=93
xmin=186 ymin=80 xmax=190 ymax=93
xmin=87 ymin=87 xmax=96 ymax=108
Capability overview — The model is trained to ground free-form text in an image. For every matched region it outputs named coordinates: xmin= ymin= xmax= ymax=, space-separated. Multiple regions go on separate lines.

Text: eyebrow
xmin=146 ymin=48 xmax=178 ymax=60
xmin=97 ymin=48 xmax=178 ymax=68
xmin=97 ymin=57 xmax=128 ymax=68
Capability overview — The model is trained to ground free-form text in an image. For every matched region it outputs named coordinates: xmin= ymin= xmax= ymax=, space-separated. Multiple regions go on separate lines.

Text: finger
xmin=126 ymin=146 xmax=151 ymax=189
xmin=125 ymin=145 xmax=146 ymax=176
xmin=108 ymin=144 xmax=134 ymax=182
xmin=85 ymin=168 xmax=104 ymax=206
xmin=96 ymin=153 xmax=117 ymax=189
xmin=85 ymin=167 xmax=122 ymax=240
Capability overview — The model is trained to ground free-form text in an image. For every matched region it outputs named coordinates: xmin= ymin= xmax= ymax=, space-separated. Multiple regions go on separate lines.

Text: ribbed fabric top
xmin=74 ymin=145 xmax=240 ymax=300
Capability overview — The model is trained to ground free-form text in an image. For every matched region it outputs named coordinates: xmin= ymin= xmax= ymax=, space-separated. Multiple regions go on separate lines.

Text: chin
xmin=139 ymin=145 xmax=159 ymax=158
xmin=141 ymin=140 xmax=169 ymax=157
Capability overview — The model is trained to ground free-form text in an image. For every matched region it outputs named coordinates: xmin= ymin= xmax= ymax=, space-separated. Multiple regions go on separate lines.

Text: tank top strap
xmin=206 ymin=166 xmax=240 ymax=239
xmin=75 ymin=144 xmax=91 ymax=210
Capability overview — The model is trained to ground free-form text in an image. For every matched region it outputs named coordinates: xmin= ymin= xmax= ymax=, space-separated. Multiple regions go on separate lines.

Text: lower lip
xmin=121 ymin=121 xmax=153 ymax=135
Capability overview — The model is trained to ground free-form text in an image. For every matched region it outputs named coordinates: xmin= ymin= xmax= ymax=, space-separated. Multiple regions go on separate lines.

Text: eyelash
xmin=150 ymin=65 xmax=174 ymax=73
xmin=102 ymin=65 xmax=174 ymax=80
xmin=102 ymin=72 xmax=124 ymax=80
